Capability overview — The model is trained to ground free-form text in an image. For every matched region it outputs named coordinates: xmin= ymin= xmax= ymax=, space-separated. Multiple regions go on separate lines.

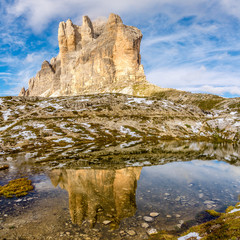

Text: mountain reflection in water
xmin=50 ymin=167 xmax=142 ymax=228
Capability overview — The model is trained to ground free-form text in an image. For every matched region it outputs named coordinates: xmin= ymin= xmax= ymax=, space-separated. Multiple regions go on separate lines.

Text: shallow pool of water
xmin=1 ymin=144 xmax=240 ymax=239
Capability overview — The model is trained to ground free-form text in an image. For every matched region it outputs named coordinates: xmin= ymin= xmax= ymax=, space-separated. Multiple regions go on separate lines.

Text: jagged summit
xmin=19 ymin=13 xmax=152 ymax=97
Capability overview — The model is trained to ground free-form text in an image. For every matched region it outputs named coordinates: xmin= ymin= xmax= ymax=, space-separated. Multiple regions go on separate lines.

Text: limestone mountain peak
xmin=19 ymin=13 xmax=150 ymax=97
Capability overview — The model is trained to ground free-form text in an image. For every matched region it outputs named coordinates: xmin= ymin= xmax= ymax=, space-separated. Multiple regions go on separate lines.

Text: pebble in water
xmin=127 ymin=230 xmax=136 ymax=236
xmin=102 ymin=220 xmax=111 ymax=225
xmin=119 ymin=231 xmax=126 ymax=237
xmin=147 ymin=228 xmax=157 ymax=235
xmin=150 ymin=212 xmax=159 ymax=217
xmin=143 ymin=216 xmax=154 ymax=222
xmin=141 ymin=223 xmax=149 ymax=228
xmin=199 ymin=193 xmax=204 ymax=198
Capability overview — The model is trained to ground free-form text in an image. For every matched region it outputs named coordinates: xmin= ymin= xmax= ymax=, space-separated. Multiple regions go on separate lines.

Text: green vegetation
xmin=151 ymin=89 xmax=224 ymax=110
xmin=0 ymin=178 xmax=34 ymax=198
xmin=148 ymin=203 xmax=240 ymax=240
xmin=206 ymin=209 xmax=222 ymax=217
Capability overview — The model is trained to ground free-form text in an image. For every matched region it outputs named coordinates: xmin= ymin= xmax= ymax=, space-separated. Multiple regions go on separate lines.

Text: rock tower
xmin=19 ymin=13 xmax=147 ymax=97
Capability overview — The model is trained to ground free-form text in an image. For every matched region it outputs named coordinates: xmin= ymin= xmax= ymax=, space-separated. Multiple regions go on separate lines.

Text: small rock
xmin=150 ymin=212 xmax=159 ymax=217
xmin=204 ymin=200 xmax=215 ymax=205
xmin=164 ymin=193 xmax=170 ymax=196
xmin=179 ymin=220 xmax=184 ymax=224
xmin=119 ymin=230 xmax=126 ymax=237
xmin=103 ymin=220 xmax=111 ymax=225
xmin=141 ymin=223 xmax=149 ymax=228
xmin=0 ymin=165 xmax=9 ymax=171
xmin=147 ymin=228 xmax=157 ymax=235
xmin=176 ymin=214 xmax=181 ymax=218
xmin=66 ymin=232 xmax=70 ymax=235
xmin=127 ymin=230 xmax=136 ymax=236
xmin=177 ymin=224 xmax=182 ymax=228
xmin=166 ymin=215 xmax=172 ymax=218
xmin=175 ymin=196 xmax=181 ymax=201
xmin=199 ymin=193 xmax=204 ymax=198
xmin=143 ymin=216 xmax=154 ymax=222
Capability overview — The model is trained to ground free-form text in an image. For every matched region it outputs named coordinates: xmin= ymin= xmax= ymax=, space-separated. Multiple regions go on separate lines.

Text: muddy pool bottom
xmin=0 ymin=158 xmax=240 ymax=239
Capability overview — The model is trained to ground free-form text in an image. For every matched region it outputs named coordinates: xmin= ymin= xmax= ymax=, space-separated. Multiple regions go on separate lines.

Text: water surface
xmin=1 ymin=142 xmax=240 ymax=239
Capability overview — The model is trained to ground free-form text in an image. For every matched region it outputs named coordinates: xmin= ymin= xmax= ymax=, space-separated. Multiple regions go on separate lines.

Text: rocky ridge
xmin=19 ymin=14 xmax=152 ymax=97
xmin=0 ymin=93 xmax=240 ymax=167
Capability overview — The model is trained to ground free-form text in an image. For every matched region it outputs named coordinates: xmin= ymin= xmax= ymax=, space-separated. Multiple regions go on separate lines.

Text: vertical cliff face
xmin=50 ymin=167 xmax=142 ymax=227
xmin=19 ymin=13 xmax=147 ymax=97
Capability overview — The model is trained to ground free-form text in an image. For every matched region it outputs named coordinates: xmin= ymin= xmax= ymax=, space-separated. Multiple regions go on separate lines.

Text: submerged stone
xmin=143 ymin=216 xmax=154 ymax=222
xmin=150 ymin=212 xmax=159 ymax=217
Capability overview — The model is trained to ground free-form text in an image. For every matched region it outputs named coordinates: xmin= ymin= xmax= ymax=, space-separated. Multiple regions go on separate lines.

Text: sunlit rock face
xmin=50 ymin=167 xmax=142 ymax=227
xmin=19 ymin=13 xmax=147 ymax=97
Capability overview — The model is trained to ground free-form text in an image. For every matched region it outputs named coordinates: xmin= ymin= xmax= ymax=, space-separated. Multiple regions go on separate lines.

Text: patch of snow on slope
xmin=128 ymin=97 xmax=154 ymax=105
xmin=38 ymin=101 xmax=63 ymax=110
xmin=229 ymin=208 xmax=240 ymax=214
xmin=12 ymin=125 xmax=26 ymax=130
xmin=2 ymin=110 xmax=11 ymax=121
xmin=120 ymin=126 xmax=140 ymax=137
xmin=21 ymin=131 xmax=37 ymax=139
xmin=178 ymin=232 xmax=201 ymax=240
xmin=191 ymin=122 xmax=202 ymax=133
xmin=17 ymin=105 xmax=25 ymax=110
xmin=53 ymin=138 xmax=74 ymax=143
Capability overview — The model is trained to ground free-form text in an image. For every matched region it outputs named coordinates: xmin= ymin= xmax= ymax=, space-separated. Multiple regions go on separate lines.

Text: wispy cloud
xmin=147 ymin=66 xmax=240 ymax=96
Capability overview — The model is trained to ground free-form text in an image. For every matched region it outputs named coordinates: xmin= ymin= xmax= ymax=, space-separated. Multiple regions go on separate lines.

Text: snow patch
xmin=128 ymin=97 xmax=154 ymax=105
xmin=33 ymin=123 xmax=46 ymax=128
xmin=120 ymin=126 xmax=140 ymax=137
xmin=12 ymin=125 xmax=26 ymax=130
xmin=120 ymin=140 xmax=141 ymax=148
xmin=233 ymin=122 xmax=240 ymax=127
xmin=21 ymin=131 xmax=37 ymax=139
xmin=178 ymin=232 xmax=201 ymax=240
xmin=17 ymin=105 xmax=25 ymax=110
xmin=0 ymin=124 xmax=12 ymax=131
xmin=2 ymin=109 xmax=11 ymax=121
xmin=191 ymin=122 xmax=202 ymax=133
xmin=82 ymin=135 xmax=95 ymax=140
xmin=229 ymin=208 xmax=240 ymax=214
xmin=38 ymin=101 xmax=63 ymax=110
xmin=81 ymin=123 xmax=91 ymax=128
xmin=53 ymin=138 xmax=74 ymax=143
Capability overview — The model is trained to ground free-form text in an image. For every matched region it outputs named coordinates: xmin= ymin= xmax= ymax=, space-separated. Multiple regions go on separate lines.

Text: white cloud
xmin=147 ymin=66 xmax=240 ymax=96
xmin=5 ymin=0 xmax=230 ymax=32
xmin=220 ymin=0 xmax=240 ymax=19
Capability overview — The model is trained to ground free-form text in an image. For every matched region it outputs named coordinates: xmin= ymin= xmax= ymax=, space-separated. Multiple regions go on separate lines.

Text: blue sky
xmin=1 ymin=0 xmax=240 ymax=97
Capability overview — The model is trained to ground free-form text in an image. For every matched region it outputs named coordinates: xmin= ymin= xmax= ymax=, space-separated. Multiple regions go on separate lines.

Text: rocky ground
xmin=0 ymin=93 xmax=240 ymax=166
xmin=0 ymin=92 xmax=240 ymax=239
